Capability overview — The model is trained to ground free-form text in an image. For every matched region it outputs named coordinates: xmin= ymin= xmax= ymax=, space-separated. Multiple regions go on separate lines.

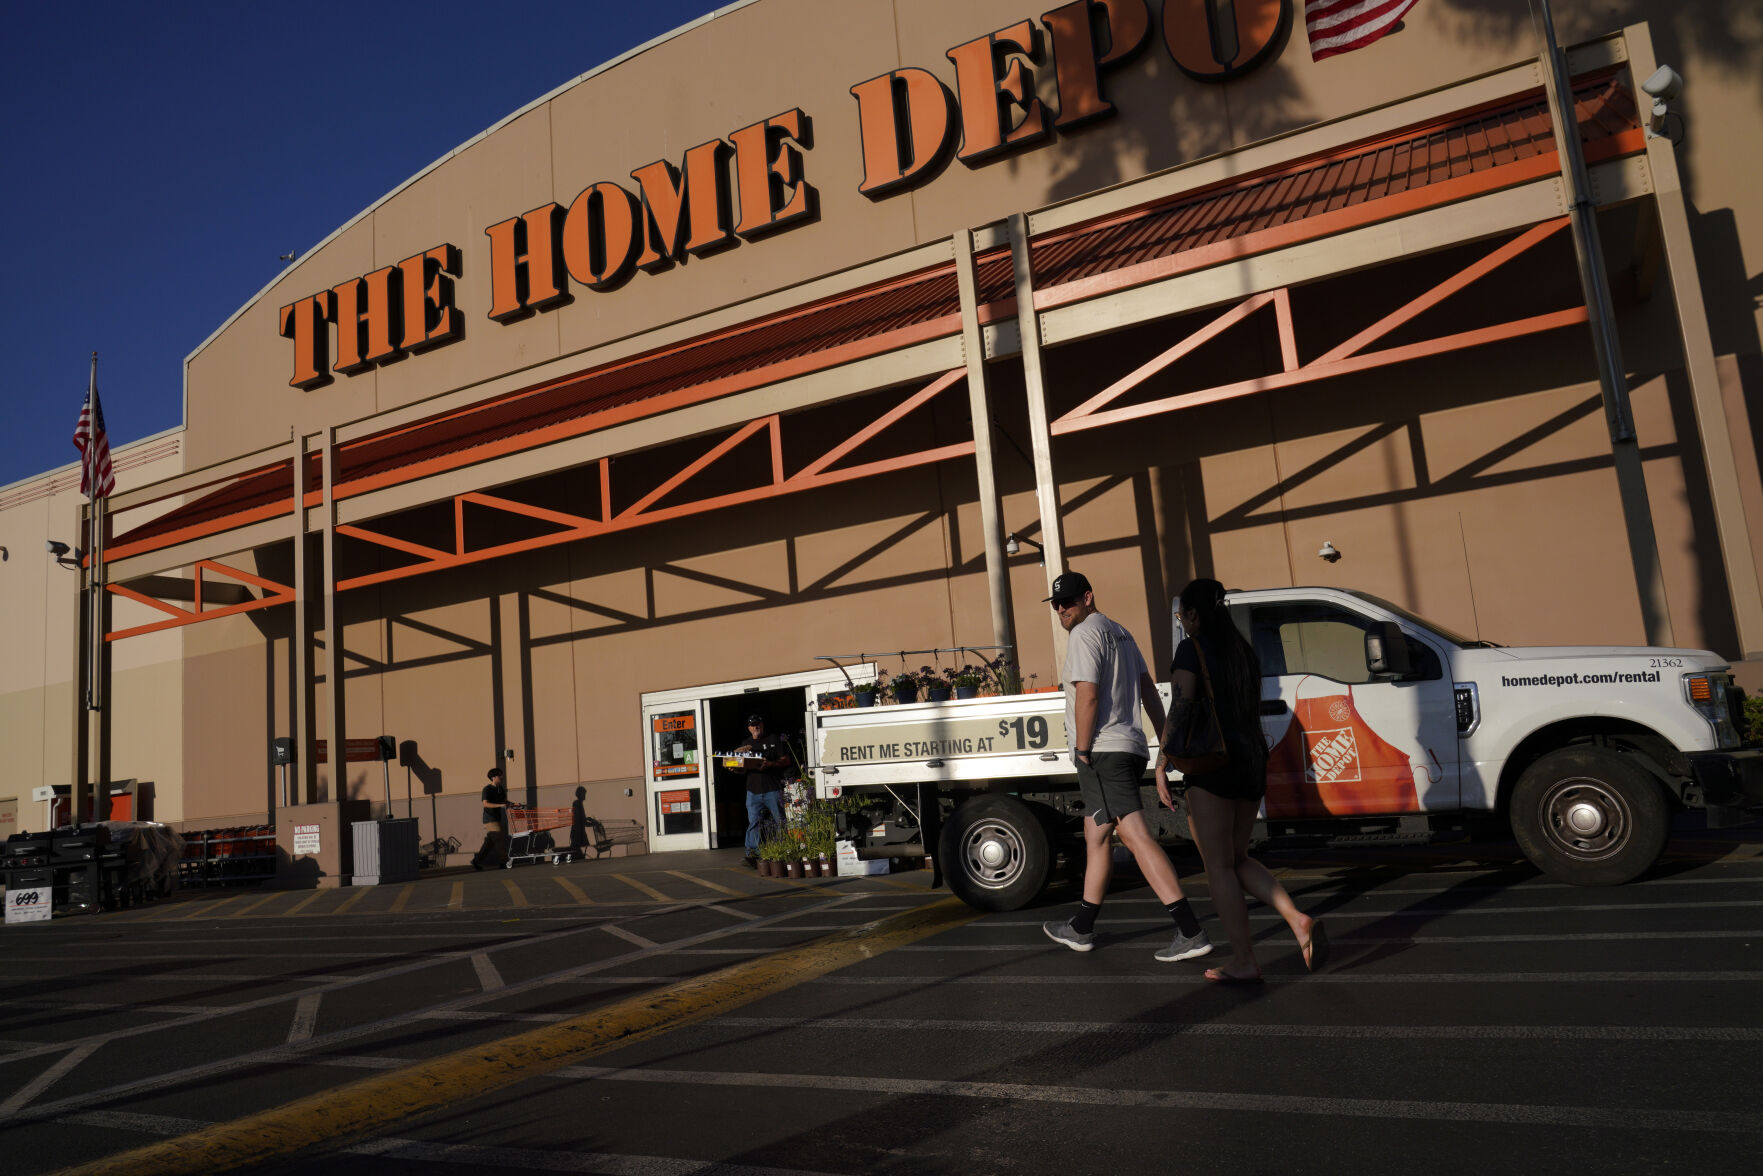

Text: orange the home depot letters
xmin=277 ymin=1 xmax=1290 ymax=387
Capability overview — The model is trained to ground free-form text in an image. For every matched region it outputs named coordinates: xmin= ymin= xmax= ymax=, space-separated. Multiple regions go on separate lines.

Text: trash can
xmin=351 ymin=818 xmax=420 ymax=886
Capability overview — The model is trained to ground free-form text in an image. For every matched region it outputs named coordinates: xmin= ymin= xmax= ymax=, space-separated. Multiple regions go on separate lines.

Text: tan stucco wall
xmin=41 ymin=2 xmax=1763 ymax=842
xmin=0 ymin=437 xmax=186 ymax=824
xmin=185 ymin=1 xmax=1763 ymax=468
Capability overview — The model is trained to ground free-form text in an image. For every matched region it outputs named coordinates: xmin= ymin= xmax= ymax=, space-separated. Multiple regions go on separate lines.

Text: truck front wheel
xmin=1509 ymin=747 xmax=1669 ymax=886
xmin=939 ymin=795 xmax=1051 ymax=912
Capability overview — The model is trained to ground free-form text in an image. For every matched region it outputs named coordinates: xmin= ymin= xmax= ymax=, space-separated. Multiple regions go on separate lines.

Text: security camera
xmin=1005 ymin=535 xmax=1020 ymax=556
xmin=46 ymin=540 xmax=71 ymax=557
xmin=1318 ymin=541 xmax=1342 ymax=563
xmin=1641 ymin=65 xmax=1683 ymax=101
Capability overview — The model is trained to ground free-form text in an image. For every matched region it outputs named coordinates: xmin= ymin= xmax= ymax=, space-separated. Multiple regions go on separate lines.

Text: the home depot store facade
xmin=6 ymin=0 xmax=1763 ymax=877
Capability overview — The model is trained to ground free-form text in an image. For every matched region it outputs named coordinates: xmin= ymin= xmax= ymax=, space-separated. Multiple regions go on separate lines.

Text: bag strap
xmin=1191 ymin=639 xmax=1218 ymax=703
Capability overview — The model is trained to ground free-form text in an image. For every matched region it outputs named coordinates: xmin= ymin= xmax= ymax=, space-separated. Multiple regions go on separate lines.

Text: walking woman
xmin=1156 ymin=578 xmax=1326 ymax=982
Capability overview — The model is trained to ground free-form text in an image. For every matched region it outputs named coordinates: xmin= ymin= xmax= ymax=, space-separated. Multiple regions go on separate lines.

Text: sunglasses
xmin=1050 ymin=596 xmax=1082 ymax=611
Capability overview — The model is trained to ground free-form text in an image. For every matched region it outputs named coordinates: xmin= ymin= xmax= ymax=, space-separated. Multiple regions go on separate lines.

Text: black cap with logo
xmin=1043 ymin=571 xmax=1093 ymax=602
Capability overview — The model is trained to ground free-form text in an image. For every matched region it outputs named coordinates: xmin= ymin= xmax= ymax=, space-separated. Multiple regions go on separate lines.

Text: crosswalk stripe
xmin=612 ymin=873 xmax=671 ymax=901
xmin=553 ymin=877 xmax=592 ymax=905
xmin=664 ymin=870 xmax=742 ymax=897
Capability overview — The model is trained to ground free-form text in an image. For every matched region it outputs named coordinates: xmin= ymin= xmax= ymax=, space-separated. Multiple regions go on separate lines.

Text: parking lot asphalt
xmin=4 ymin=827 xmax=1763 ymax=1174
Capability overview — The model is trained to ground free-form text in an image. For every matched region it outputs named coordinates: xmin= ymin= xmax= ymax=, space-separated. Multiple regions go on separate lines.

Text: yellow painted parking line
xmin=284 ymin=891 xmax=326 ymax=916
xmin=663 ymin=869 xmax=743 ymax=898
xmin=57 ymin=898 xmax=974 ymax=1176
xmin=332 ymin=888 xmax=370 ymax=915
xmin=177 ymin=895 xmax=243 ymax=920
xmin=226 ymin=892 xmax=283 ymax=919
xmin=611 ymin=872 xmax=671 ymax=902
xmin=500 ymin=878 xmax=528 ymax=908
xmin=388 ymin=884 xmax=415 ymax=914
xmin=447 ymin=882 xmax=464 ymax=910
xmin=553 ymin=877 xmax=592 ymax=905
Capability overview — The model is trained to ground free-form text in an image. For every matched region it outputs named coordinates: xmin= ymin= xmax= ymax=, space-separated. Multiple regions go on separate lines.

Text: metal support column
xmin=322 ymin=427 xmax=346 ymax=803
xmin=953 ymin=226 xmax=1017 ymax=663
xmin=1625 ymin=24 xmax=1763 ymax=656
xmin=293 ymin=435 xmax=317 ymax=804
xmin=1007 ymin=212 xmax=1069 ymax=664
xmin=1536 ymin=2 xmax=1673 ymax=645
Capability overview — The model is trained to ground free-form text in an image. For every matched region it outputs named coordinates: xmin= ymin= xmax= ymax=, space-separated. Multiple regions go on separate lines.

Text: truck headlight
xmin=1684 ymin=672 xmax=1741 ymax=748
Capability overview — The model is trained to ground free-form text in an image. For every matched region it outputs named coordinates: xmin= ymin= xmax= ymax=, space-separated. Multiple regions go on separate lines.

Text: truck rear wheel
xmin=1509 ymin=747 xmax=1669 ymax=886
xmin=939 ymin=794 xmax=1051 ymax=912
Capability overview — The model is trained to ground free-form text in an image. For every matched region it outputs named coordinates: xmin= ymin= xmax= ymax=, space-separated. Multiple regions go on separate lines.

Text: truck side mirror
xmin=1365 ymin=621 xmax=1413 ymax=679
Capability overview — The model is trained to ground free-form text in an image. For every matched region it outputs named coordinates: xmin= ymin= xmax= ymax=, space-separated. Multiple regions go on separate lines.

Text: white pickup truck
xmin=811 ymin=587 xmax=1763 ymax=911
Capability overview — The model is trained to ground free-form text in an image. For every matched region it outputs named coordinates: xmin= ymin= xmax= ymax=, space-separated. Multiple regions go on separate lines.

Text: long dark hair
xmin=1178 ymin=578 xmax=1262 ymax=747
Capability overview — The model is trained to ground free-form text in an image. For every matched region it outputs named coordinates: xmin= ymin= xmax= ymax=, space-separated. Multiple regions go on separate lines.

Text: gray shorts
xmin=1077 ymin=750 xmax=1149 ymax=825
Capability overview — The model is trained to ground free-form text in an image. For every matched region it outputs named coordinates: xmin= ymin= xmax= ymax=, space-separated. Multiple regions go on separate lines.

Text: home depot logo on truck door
xmin=1265 ymin=678 xmax=1420 ymax=818
xmin=276 ymin=1 xmax=1295 ymax=389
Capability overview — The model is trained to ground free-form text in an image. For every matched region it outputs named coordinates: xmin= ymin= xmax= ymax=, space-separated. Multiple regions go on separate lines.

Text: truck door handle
xmin=1260 ymin=700 xmax=1289 ymax=715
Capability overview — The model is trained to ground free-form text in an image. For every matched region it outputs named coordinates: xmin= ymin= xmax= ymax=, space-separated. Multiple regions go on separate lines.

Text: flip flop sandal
xmin=1304 ymin=921 xmax=1330 ymax=973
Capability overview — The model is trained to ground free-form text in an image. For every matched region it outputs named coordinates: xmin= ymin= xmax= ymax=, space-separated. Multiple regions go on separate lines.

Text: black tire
xmin=938 ymin=794 xmax=1051 ymax=912
xmin=1509 ymin=746 xmax=1670 ymax=886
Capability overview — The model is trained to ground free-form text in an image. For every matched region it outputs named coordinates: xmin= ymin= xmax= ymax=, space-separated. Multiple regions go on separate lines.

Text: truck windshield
xmin=1341 ymin=590 xmax=1495 ymax=648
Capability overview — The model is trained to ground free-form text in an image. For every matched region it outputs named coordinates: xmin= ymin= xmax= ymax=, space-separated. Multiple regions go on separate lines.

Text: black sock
xmin=1166 ymin=898 xmax=1201 ymax=938
xmin=1071 ymin=900 xmax=1102 ymax=934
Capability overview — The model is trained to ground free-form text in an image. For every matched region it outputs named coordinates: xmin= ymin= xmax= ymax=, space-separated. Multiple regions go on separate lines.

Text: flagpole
xmin=1533 ymin=0 xmax=1673 ymax=646
xmin=85 ymin=352 xmax=105 ymax=829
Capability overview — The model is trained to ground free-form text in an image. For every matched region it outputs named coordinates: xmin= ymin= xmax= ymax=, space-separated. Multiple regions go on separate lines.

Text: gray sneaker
xmin=1042 ymin=918 xmax=1095 ymax=952
xmin=1154 ymin=929 xmax=1214 ymax=963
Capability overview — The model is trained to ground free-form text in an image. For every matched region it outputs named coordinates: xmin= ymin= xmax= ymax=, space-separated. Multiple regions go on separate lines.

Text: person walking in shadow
xmin=471 ymin=767 xmax=510 ymax=871
xmin=1157 ymin=578 xmax=1325 ymax=982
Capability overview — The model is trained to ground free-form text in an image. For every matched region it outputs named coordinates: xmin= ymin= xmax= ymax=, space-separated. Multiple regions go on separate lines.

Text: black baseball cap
xmin=1043 ymin=571 xmax=1092 ymax=602
xmin=746 ymin=714 xmax=765 ymax=724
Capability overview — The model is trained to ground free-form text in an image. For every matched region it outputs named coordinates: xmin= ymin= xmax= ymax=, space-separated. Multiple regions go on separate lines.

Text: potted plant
xmin=919 ymin=665 xmax=952 ymax=703
xmin=888 ymin=667 xmax=925 ymax=704
xmin=948 ymin=664 xmax=986 ymax=700
xmin=784 ymin=854 xmax=804 ymax=879
xmin=989 ymin=658 xmax=1023 ymax=696
xmin=757 ymin=838 xmax=790 ymax=877
xmin=852 ymin=679 xmax=881 ymax=708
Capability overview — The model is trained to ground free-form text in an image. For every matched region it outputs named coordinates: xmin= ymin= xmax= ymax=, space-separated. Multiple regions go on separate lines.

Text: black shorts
xmin=1181 ymin=761 xmax=1267 ymax=802
xmin=1077 ymin=750 xmax=1149 ymax=824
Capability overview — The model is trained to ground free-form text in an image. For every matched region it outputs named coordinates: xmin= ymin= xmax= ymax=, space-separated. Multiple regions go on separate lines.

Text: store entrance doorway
xmin=639 ymin=662 xmax=871 ymax=853
xmin=707 ymin=689 xmax=809 ymax=851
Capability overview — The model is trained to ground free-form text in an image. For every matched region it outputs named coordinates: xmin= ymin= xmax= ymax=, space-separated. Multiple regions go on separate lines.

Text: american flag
xmin=73 ymin=353 xmax=115 ymax=500
xmin=1305 ymin=0 xmax=1420 ymax=61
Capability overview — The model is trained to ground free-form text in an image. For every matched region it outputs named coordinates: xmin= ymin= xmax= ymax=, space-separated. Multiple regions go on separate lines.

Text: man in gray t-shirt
xmin=1041 ymin=571 xmax=1213 ymax=965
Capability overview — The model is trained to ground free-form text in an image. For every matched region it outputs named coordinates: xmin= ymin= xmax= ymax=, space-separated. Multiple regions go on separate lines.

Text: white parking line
xmin=601 ymin=924 xmax=657 ymax=949
xmin=59 ymin=1110 xmax=849 ymax=1174
xmin=471 ymin=954 xmax=505 ymax=992
xmin=286 ymin=994 xmax=322 ymax=1044
xmin=711 ymin=1015 xmax=1763 ymax=1041
xmin=0 ymin=1043 xmax=98 ymax=1115
xmin=557 ymin=1065 xmax=1762 ymax=1134
xmin=814 ymin=970 xmax=1763 ymax=984
xmin=1 ymin=893 xmax=877 ymax=1127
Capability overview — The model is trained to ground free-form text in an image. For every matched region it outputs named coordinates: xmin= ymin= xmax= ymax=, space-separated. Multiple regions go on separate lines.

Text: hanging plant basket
xmin=893 ymin=683 xmax=918 ymax=704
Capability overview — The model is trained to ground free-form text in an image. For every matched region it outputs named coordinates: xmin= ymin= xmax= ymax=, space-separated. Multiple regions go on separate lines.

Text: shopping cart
xmin=505 ymin=806 xmax=572 ymax=868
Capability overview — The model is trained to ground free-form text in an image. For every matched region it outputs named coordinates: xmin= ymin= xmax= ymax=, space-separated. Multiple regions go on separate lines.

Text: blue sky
xmin=0 ymin=0 xmax=715 ymax=490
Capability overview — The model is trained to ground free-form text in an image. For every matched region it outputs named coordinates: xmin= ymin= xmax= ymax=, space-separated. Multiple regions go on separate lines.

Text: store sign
xmin=652 ymin=711 xmax=700 ymax=778
xmin=292 ymin=823 xmax=321 ymax=855
xmin=277 ymin=1 xmax=1291 ymax=388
